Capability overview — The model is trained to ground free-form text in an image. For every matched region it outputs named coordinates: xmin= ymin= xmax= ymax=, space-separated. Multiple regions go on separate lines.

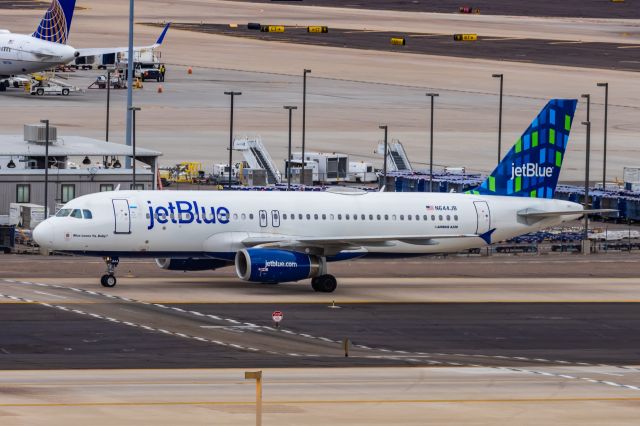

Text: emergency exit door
xmin=112 ymin=199 xmax=131 ymax=234
xmin=271 ymin=210 xmax=280 ymax=227
xmin=259 ymin=210 xmax=268 ymax=227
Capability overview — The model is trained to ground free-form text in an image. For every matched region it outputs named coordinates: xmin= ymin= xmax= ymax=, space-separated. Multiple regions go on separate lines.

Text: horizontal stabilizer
xmin=518 ymin=208 xmax=618 ymax=218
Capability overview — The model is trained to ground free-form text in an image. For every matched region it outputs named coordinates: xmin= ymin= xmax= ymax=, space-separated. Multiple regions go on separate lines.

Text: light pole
xmin=125 ymin=0 xmax=135 ymax=168
xmin=492 ymin=73 xmax=503 ymax=162
xmin=40 ymin=119 xmax=49 ymax=219
xmin=426 ymin=93 xmax=439 ymax=191
xmin=379 ymin=125 xmax=388 ymax=190
xmin=581 ymin=93 xmax=590 ymax=122
xmin=128 ymin=107 xmax=141 ymax=189
xmin=582 ymin=120 xmax=591 ymax=244
xmin=106 ymin=70 xmax=111 ymax=141
xmin=301 ymin=69 xmax=311 ymax=184
xmin=597 ymin=82 xmax=608 ymax=190
xmin=224 ymin=91 xmax=242 ymax=189
xmin=284 ymin=105 xmax=298 ymax=190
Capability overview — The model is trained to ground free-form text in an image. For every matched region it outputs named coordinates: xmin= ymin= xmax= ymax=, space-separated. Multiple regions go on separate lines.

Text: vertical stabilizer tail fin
xmin=470 ymin=98 xmax=578 ymax=199
xmin=32 ymin=0 xmax=76 ymax=44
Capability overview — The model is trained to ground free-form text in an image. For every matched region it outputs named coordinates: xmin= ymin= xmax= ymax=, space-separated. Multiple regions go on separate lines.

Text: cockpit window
xmin=70 ymin=209 xmax=83 ymax=219
xmin=83 ymin=210 xmax=93 ymax=219
xmin=56 ymin=209 xmax=71 ymax=217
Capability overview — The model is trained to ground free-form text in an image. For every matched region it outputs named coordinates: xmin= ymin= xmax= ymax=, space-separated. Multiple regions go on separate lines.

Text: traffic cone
xmin=187 ymin=67 xmax=193 ymax=75
xmin=157 ymin=85 xmax=163 ymax=93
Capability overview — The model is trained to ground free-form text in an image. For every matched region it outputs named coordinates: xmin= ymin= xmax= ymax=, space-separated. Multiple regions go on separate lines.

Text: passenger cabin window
xmin=82 ymin=210 xmax=93 ymax=219
xmin=70 ymin=209 xmax=83 ymax=219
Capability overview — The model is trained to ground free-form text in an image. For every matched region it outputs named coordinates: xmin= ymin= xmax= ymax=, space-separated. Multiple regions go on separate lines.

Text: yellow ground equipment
xmin=172 ymin=162 xmax=205 ymax=183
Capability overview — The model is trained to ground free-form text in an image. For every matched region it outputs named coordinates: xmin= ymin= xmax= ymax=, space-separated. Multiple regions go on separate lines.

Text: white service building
xmin=0 ymin=125 xmax=162 ymax=218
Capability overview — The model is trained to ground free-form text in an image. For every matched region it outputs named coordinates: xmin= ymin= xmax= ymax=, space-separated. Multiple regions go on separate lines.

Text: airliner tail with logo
xmin=34 ymin=99 xmax=611 ymax=292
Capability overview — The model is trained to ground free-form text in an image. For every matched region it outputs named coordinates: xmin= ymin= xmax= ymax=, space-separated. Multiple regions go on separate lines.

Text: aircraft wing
xmin=242 ymin=233 xmax=483 ymax=254
xmin=75 ymin=22 xmax=170 ymax=58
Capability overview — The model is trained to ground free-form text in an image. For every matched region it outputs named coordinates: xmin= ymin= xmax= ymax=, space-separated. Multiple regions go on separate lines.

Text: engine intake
xmin=235 ymin=249 xmax=326 ymax=283
xmin=155 ymin=258 xmax=230 ymax=271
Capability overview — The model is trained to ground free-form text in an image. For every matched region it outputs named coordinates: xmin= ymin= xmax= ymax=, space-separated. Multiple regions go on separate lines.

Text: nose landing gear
xmin=100 ymin=256 xmax=119 ymax=288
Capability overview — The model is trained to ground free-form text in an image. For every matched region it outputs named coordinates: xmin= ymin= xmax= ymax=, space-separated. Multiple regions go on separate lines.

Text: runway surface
xmin=2 ymin=254 xmax=640 ymax=423
xmin=2 ymin=367 xmax=640 ymax=425
xmin=162 ymin=23 xmax=640 ymax=72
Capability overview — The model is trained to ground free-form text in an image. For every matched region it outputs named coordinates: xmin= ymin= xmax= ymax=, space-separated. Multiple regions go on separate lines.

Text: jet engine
xmin=235 ymin=249 xmax=326 ymax=283
xmin=155 ymin=258 xmax=231 ymax=271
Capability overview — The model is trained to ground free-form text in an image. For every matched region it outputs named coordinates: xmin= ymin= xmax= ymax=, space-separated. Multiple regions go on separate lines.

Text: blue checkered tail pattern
xmin=469 ymin=99 xmax=578 ymax=199
xmin=32 ymin=0 xmax=76 ymax=44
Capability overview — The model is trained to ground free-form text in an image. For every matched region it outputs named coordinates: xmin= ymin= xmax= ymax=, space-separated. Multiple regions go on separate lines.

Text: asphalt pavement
xmin=160 ymin=23 xmax=640 ymax=73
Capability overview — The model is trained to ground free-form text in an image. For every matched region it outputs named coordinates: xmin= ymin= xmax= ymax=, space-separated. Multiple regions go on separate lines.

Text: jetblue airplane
xmin=34 ymin=99 xmax=601 ymax=292
xmin=0 ymin=0 xmax=170 ymax=86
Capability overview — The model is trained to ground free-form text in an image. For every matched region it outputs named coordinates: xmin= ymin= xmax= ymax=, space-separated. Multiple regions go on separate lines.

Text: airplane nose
xmin=33 ymin=220 xmax=54 ymax=248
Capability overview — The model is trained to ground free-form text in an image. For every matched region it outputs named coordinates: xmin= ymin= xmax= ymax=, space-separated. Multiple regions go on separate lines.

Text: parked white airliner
xmin=34 ymin=99 xmax=604 ymax=292
xmin=0 ymin=0 xmax=170 ymax=87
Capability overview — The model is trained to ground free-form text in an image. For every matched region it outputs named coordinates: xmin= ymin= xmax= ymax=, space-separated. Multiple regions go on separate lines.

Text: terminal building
xmin=0 ymin=124 xmax=161 ymax=222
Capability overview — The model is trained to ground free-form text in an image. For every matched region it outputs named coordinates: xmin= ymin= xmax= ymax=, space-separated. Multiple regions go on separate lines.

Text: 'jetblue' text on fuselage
xmin=147 ymin=201 xmax=230 ymax=230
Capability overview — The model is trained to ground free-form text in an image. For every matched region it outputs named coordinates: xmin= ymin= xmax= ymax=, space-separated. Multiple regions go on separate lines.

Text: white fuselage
xmin=0 ymin=32 xmax=77 ymax=77
xmin=34 ymin=190 xmax=583 ymax=259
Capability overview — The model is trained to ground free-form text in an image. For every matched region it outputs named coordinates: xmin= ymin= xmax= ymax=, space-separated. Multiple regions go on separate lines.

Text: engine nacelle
xmin=155 ymin=258 xmax=230 ymax=271
xmin=235 ymin=249 xmax=326 ymax=283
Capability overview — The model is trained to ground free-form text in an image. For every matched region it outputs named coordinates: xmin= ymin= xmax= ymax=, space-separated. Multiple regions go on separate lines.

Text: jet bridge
xmin=233 ymin=136 xmax=282 ymax=185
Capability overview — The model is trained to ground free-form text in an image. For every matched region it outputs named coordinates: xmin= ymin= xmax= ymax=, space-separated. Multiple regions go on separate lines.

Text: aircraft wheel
xmin=312 ymin=275 xmax=337 ymax=293
xmin=100 ymin=274 xmax=117 ymax=288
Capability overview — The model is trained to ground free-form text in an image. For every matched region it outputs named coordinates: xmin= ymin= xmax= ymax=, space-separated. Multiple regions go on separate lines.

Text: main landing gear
xmin=311 ymin=274 xmax=337 ymax=293
xmin=100 ymin=256 xmax=119 ymax=288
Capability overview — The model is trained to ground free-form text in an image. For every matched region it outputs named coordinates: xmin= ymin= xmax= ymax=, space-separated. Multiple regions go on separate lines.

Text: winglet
xmin=479 ymin=228 xmax=496 ymax=245
xmin=155 ymin=22 xmax=171 ymax=46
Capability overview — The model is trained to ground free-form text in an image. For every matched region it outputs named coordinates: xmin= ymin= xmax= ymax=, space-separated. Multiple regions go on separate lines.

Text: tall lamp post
xmin=301 ymin=69 xmax=311 ymax=184
xmin=106 ymin=70 xmax=111 ymax=141
xmin=379 ymin=125 xmax=388 ymax=190
xmin=582 ymin=120 xmax=591 ymax=244
xmin=492 ymin=73 xmax=504 ymax=162
xmin=125 ymin=0 xmax=135 ymax=168
xmin=426 ymin=93 xmax=439 ymax=191
xmin=224 ymin=91 xmax=242 ymax=189
xmin=581 ymin=93 xmax=590 ymax=122
xmin=128 ymin=107 xmax=141 ymax=189
xmin=40 ymin=119 xmax=49 ymax=219
xmin=284 ymin=105 xmax=298 ymax=190
xmin=597 ymin=82 xmax=608 ymax=190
